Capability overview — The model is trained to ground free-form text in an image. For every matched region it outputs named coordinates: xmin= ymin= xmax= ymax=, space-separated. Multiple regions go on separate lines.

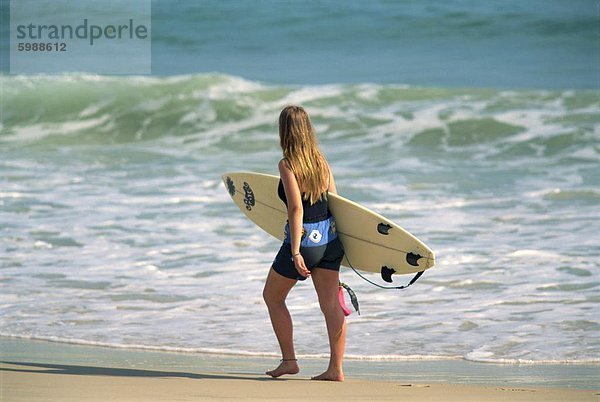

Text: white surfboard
xmin=222 ymin=172 xmax=435 ymax=278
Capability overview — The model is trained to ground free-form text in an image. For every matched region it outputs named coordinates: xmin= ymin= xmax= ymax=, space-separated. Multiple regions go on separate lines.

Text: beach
xmin=1 ymin=337 xmax=599 ymax=401
xmin=3 ymin=363 xmax=597 ymax=402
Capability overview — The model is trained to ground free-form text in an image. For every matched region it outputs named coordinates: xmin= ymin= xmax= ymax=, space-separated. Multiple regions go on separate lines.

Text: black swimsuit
xmin=271 ymin=179 xmax=345 ymax=280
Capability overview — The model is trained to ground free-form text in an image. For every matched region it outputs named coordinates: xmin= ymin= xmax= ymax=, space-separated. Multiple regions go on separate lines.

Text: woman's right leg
xmin=310 ymin=267 xmax=346 ymax=382
xmin=262 ymin=267 xmax=299 ymax=377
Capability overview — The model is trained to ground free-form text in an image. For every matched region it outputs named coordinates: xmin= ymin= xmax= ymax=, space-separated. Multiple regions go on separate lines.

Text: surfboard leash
xmin=338 ymin=255 xmax=424 ymax=316
xmin=344 ymin=252 xmax=425 ymax=290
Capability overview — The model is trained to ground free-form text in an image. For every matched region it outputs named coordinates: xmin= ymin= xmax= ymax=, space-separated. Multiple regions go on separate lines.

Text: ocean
xmin=1 ymin=0 xmax=599 ymax=368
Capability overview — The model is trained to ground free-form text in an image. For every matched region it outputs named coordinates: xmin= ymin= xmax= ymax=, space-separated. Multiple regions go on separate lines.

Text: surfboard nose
xmin=426 ymin=251 xmax=436 ymax=269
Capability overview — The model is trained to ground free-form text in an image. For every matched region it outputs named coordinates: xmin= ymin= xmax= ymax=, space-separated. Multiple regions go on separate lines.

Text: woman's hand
xmin=293 ymin=253 xmax=310 ymax=278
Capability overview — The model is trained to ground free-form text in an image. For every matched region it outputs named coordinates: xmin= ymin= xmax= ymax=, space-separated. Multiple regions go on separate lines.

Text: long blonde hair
xmin=279 ymin=105 xmax=329 ymax=205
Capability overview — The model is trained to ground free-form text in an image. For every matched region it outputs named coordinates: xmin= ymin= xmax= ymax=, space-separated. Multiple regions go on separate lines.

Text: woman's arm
xmin=278 ymin=159 xmax=310 ymax=278
xmin=327 ymin=163 xmax=337 ymax=195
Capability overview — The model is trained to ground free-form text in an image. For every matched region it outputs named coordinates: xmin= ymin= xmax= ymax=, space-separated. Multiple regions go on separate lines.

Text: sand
xmin=2 ymin=360 xmax=598 ymax=402
xmin=1 ymin=338 xmax=598 ymax=401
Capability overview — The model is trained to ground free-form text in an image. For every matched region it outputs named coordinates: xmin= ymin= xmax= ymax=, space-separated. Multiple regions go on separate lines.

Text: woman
xmin=262 ymin=105 xmax=346 ymax=382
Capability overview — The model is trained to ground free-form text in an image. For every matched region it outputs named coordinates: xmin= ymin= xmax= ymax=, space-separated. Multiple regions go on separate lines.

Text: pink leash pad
xmin=338 ymin=286 xmax=352 ymax=316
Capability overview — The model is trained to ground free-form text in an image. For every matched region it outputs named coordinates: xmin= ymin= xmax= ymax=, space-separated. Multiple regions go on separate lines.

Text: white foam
xmin=4 ymin=115 xmax=110 ymax=143
xmin=168 ymin=196 xmax=213 ymax=204
xmin=507 ymin=249 xmax=563 ymax=260
xmin=465 ymin=350 xmax=600 ymax=365
xmin=371 ymin=198 xmax=470 ymax=212
xmin=204 ymin=75 xmax=266 ymax=99
xmin=278 ymin=84 xmax=345 ymax=107
xmin=0 ymin=192 xmax=25 ymax=198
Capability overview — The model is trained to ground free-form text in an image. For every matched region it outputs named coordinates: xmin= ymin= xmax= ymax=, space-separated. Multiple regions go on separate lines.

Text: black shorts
xmin=272 ymin=236 xmax=345 ymax=281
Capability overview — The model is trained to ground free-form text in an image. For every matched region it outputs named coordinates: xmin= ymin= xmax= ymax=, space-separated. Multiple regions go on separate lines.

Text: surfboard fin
xmin=406 ymin=252 xmax=423 ymax=267
xmin=377 ymin=223 xmax=392 ymax=235
xmin=381 ymin=266 xmax=396 ymax=283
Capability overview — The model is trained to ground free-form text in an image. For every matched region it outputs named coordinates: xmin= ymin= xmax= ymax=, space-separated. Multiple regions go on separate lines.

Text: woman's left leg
xmin=311 ymin=267 xmax=346 ymax=381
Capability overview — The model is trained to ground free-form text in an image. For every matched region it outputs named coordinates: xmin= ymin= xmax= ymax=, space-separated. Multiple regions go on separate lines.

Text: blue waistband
xmin=283 ymin=215 xmax=338 ymax=248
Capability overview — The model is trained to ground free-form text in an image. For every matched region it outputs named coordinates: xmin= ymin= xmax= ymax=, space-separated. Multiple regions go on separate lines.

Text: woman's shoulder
xmin=278 ymin=158 xmax=291 ymax=171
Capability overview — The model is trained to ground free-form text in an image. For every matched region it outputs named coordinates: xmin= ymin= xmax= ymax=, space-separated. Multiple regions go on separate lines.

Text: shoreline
xmin=3 ymin=333 xmax=598 ymax=365
xmin=1 ymin=337 xmax=598 ymax=399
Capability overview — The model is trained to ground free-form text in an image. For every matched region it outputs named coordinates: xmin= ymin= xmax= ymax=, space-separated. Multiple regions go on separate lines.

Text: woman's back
xmin=277 ymin=179 xmax=330 ymax=223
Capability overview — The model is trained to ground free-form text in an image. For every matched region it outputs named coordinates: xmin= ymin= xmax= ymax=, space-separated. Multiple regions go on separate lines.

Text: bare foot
xmin=266 ymin=360 xmax=300 ymax=378
xmin=311 ymin=370 xmax=344 ymax=382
